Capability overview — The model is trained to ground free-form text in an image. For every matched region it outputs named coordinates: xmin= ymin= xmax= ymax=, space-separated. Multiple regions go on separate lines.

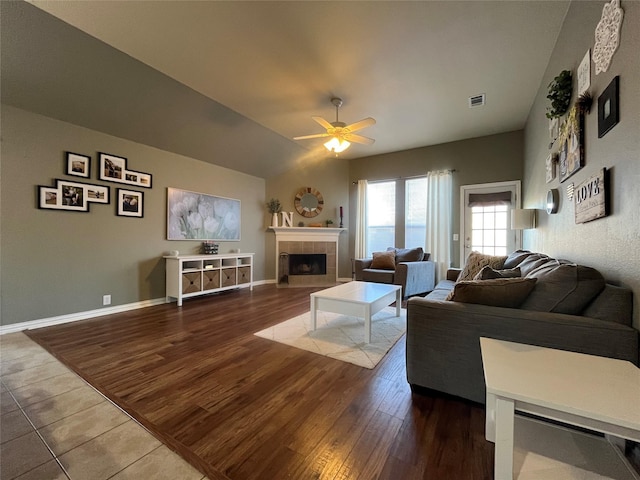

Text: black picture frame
xmin=598 ymin=76 xmax=619 ymax=138
xmin=66 ymin=152 xmax=91 ymax=178
xmin=99 ymin=152 xmax=152 ymax=188
xmin=37 ymin=178 xmax=110 ymax=212
xmin=116 ymin=188 xmax=144 ymax=218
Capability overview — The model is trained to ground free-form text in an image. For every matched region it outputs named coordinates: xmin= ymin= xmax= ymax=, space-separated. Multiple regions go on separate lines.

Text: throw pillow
xmin=446 ymin=278 xmax=537 ymax=308
xmin=457 ymin=251 xmax=508 ymax=282
xmin=473 ymin=266 xmax=521 ymax=280
xmin=370 ymin=251 xmax=396 ymax=270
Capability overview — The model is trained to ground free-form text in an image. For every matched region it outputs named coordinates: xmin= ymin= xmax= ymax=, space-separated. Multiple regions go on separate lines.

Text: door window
xmin=461 ymin=181 xmax=521 ymax=263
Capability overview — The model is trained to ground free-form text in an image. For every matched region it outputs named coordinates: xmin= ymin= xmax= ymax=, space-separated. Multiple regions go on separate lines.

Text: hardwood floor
xmin=25 ymin=285 xmax=494 ymax=480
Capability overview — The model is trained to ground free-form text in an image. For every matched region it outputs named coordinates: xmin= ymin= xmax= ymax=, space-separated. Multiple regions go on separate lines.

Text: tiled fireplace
xmin=271 ymin=227 xmax=344 ymax=287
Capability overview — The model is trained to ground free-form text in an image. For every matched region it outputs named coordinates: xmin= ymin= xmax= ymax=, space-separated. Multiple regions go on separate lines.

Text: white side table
xmin=480 ymin=337 xmax=640 ymax=480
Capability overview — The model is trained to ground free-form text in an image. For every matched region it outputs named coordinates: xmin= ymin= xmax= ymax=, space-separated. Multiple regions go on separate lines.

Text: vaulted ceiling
xmin=2 ymin=1 xmax=569 ymax=178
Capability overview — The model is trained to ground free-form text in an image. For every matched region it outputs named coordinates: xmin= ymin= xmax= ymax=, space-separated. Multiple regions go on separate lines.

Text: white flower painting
xmin=167 ymin=188 xmax=240 ymax=241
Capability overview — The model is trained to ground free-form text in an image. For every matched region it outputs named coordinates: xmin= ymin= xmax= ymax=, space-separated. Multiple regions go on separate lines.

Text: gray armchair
xmin=354 ymin=247 xmax=436 ymax=298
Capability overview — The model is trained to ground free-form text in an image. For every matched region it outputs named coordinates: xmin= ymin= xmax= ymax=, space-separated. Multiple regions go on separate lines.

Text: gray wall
xmin=348 ymin=131 xmax=524 ymax=267
xmin=523 ymin=1 xmax=639 ymax=330
xmin=1 ymin=1 xmax=305 ymax=180
xmin=1 ymin=105 xmax=266 ymax=326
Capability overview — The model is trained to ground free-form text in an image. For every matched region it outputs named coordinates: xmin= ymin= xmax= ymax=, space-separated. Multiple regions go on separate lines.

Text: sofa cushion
xmin=425 ymin=280 xmax=456 ymax=301
xmin=520 ymin=261 xmax=606 ymax=315
xmin=582 ymin=284 xmax=633 ymax=326
xmin=446 ymin=277 xmax=537 ymax=308
xmin=473 ymin=266 xmax=521 ymax=280
xmin=457 ymin=251 xmax=508 ymax=282
xmin=362 ymin=269 xmax=395 ymax=284
xmin=370 ymin=250 xmax=396 ymax=270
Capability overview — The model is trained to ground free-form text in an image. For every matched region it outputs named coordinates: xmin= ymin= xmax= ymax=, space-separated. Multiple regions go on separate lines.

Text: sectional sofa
xmin=406 ymin=250 xmax=639 ymax=404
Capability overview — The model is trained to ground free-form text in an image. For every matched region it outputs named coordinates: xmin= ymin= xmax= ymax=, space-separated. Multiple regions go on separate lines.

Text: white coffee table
xmin=310 ymin=281 xmax=402 ymax=343
xmin=480 ymin=337 xmax=640 ymax=480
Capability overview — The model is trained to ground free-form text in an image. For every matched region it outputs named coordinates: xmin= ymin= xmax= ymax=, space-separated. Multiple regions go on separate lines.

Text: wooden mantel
xmin=269 ymin=226 xmax=346 ymax=242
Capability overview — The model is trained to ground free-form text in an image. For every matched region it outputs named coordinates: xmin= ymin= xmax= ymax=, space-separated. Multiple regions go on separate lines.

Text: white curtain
xmin=425 ymin=170 xmax=453 ymax=282
xmin=354 ymin=179 xmax=368 ymax=259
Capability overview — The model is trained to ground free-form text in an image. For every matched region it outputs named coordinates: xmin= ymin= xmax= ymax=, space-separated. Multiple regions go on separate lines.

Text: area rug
xmin=254 ymin=307 xmax=406 ymax=368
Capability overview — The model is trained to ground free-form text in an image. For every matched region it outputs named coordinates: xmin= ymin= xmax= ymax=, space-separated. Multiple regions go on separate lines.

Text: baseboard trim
xmin=1 ymin=280 xmax=312 ymax=335
xmin=0 ymin=298 xmax=167 ymax=335
xmin=262 ymin=278 xmax=351 ymax=284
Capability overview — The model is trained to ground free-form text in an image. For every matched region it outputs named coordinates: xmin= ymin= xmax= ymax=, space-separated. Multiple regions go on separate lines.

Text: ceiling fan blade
xmin=345 ymin=133 xmax=375 ymax=145
xmin=312 ymin=116 xmax=334 ymax=130
xmin=293 ymin=132 xmax=330 ymax=140
xmin=344 ymin=117 xmax=376 ymax=132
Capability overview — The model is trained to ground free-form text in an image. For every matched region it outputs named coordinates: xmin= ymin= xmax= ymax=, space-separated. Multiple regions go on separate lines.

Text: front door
xmin=460 ymin=181 xmax=521 ymax=264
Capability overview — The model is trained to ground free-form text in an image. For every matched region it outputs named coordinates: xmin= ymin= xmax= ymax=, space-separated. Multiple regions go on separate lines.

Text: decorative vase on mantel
xmin=266 ymin=198 xmax=282 ymax=228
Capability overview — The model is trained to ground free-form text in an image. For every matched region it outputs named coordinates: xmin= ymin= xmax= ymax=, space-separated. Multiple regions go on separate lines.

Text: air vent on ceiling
xmin=469 ymin=93 xmax=486 ymax=108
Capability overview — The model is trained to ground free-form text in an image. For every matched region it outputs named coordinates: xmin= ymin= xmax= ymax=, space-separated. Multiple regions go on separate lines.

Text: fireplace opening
xmin=288 ymin=253 xmax=327 ymax=276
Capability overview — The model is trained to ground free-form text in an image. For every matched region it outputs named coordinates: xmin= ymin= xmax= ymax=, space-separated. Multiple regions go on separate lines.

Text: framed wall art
xmin=598 ymin=76 xmax=619 ymax=138
xmin=545 ymin=153 xmax=557 ymax=183
xmin=66 ymin=152 xmax=91 ymax=178
xmin=99 ymin=152 xmax=152 ymax=188
xmin=575 ymin=168 xmax=607 ymax=224
xmin=557 ymin=105 xmax=584 ymax=183
xmin=577 ymin=50 xmax=591 ymax=95
xmin=167 ymin=187 xmax=241 ymax=241
xmin=38 ymin=179 xmax=109 ymax=212
xmin=548 ymin=117 xmax=560 ymax=147
xmin=116 ymin=189 xmax=144 ymax=218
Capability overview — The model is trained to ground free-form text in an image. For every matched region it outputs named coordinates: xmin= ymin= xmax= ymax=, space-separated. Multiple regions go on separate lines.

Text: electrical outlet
xmin=453 ymin=233 xmax=459 ymax=241
xmin=103 ymin=294 xmax=111 ymax=306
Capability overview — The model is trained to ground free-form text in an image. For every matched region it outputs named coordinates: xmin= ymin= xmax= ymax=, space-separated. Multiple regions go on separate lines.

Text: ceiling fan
xmin=294 ymin=97 xmax=376 ymax=154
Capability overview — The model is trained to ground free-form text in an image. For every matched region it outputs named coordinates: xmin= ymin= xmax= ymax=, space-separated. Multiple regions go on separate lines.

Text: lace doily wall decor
xmin=593 ymin=0 xmax=624 ymax=75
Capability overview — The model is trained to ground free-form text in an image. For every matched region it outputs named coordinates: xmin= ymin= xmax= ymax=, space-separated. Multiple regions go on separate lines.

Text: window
xmin=405 ymin=177 xmax=427 ymax=248
xmin=366 ymin=181 xmax=395 ymax=256
xmin=470 ymin=204 xmax=508 ymax=255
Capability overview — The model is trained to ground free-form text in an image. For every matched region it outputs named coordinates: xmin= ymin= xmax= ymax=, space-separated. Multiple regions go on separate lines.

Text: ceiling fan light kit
xmin=324 ymin=137 xmax=351 ymax=153
xmin=294 ymin=97 xmax=376 ymax=154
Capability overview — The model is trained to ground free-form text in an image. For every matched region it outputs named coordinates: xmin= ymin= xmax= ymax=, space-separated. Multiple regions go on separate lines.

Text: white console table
xmin=165 ymin=253 xmax=254 ymax=306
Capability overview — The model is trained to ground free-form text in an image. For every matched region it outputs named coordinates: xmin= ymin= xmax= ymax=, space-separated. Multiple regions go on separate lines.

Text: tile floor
xmin=0 ymin=332 xmax=207 ymax=480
